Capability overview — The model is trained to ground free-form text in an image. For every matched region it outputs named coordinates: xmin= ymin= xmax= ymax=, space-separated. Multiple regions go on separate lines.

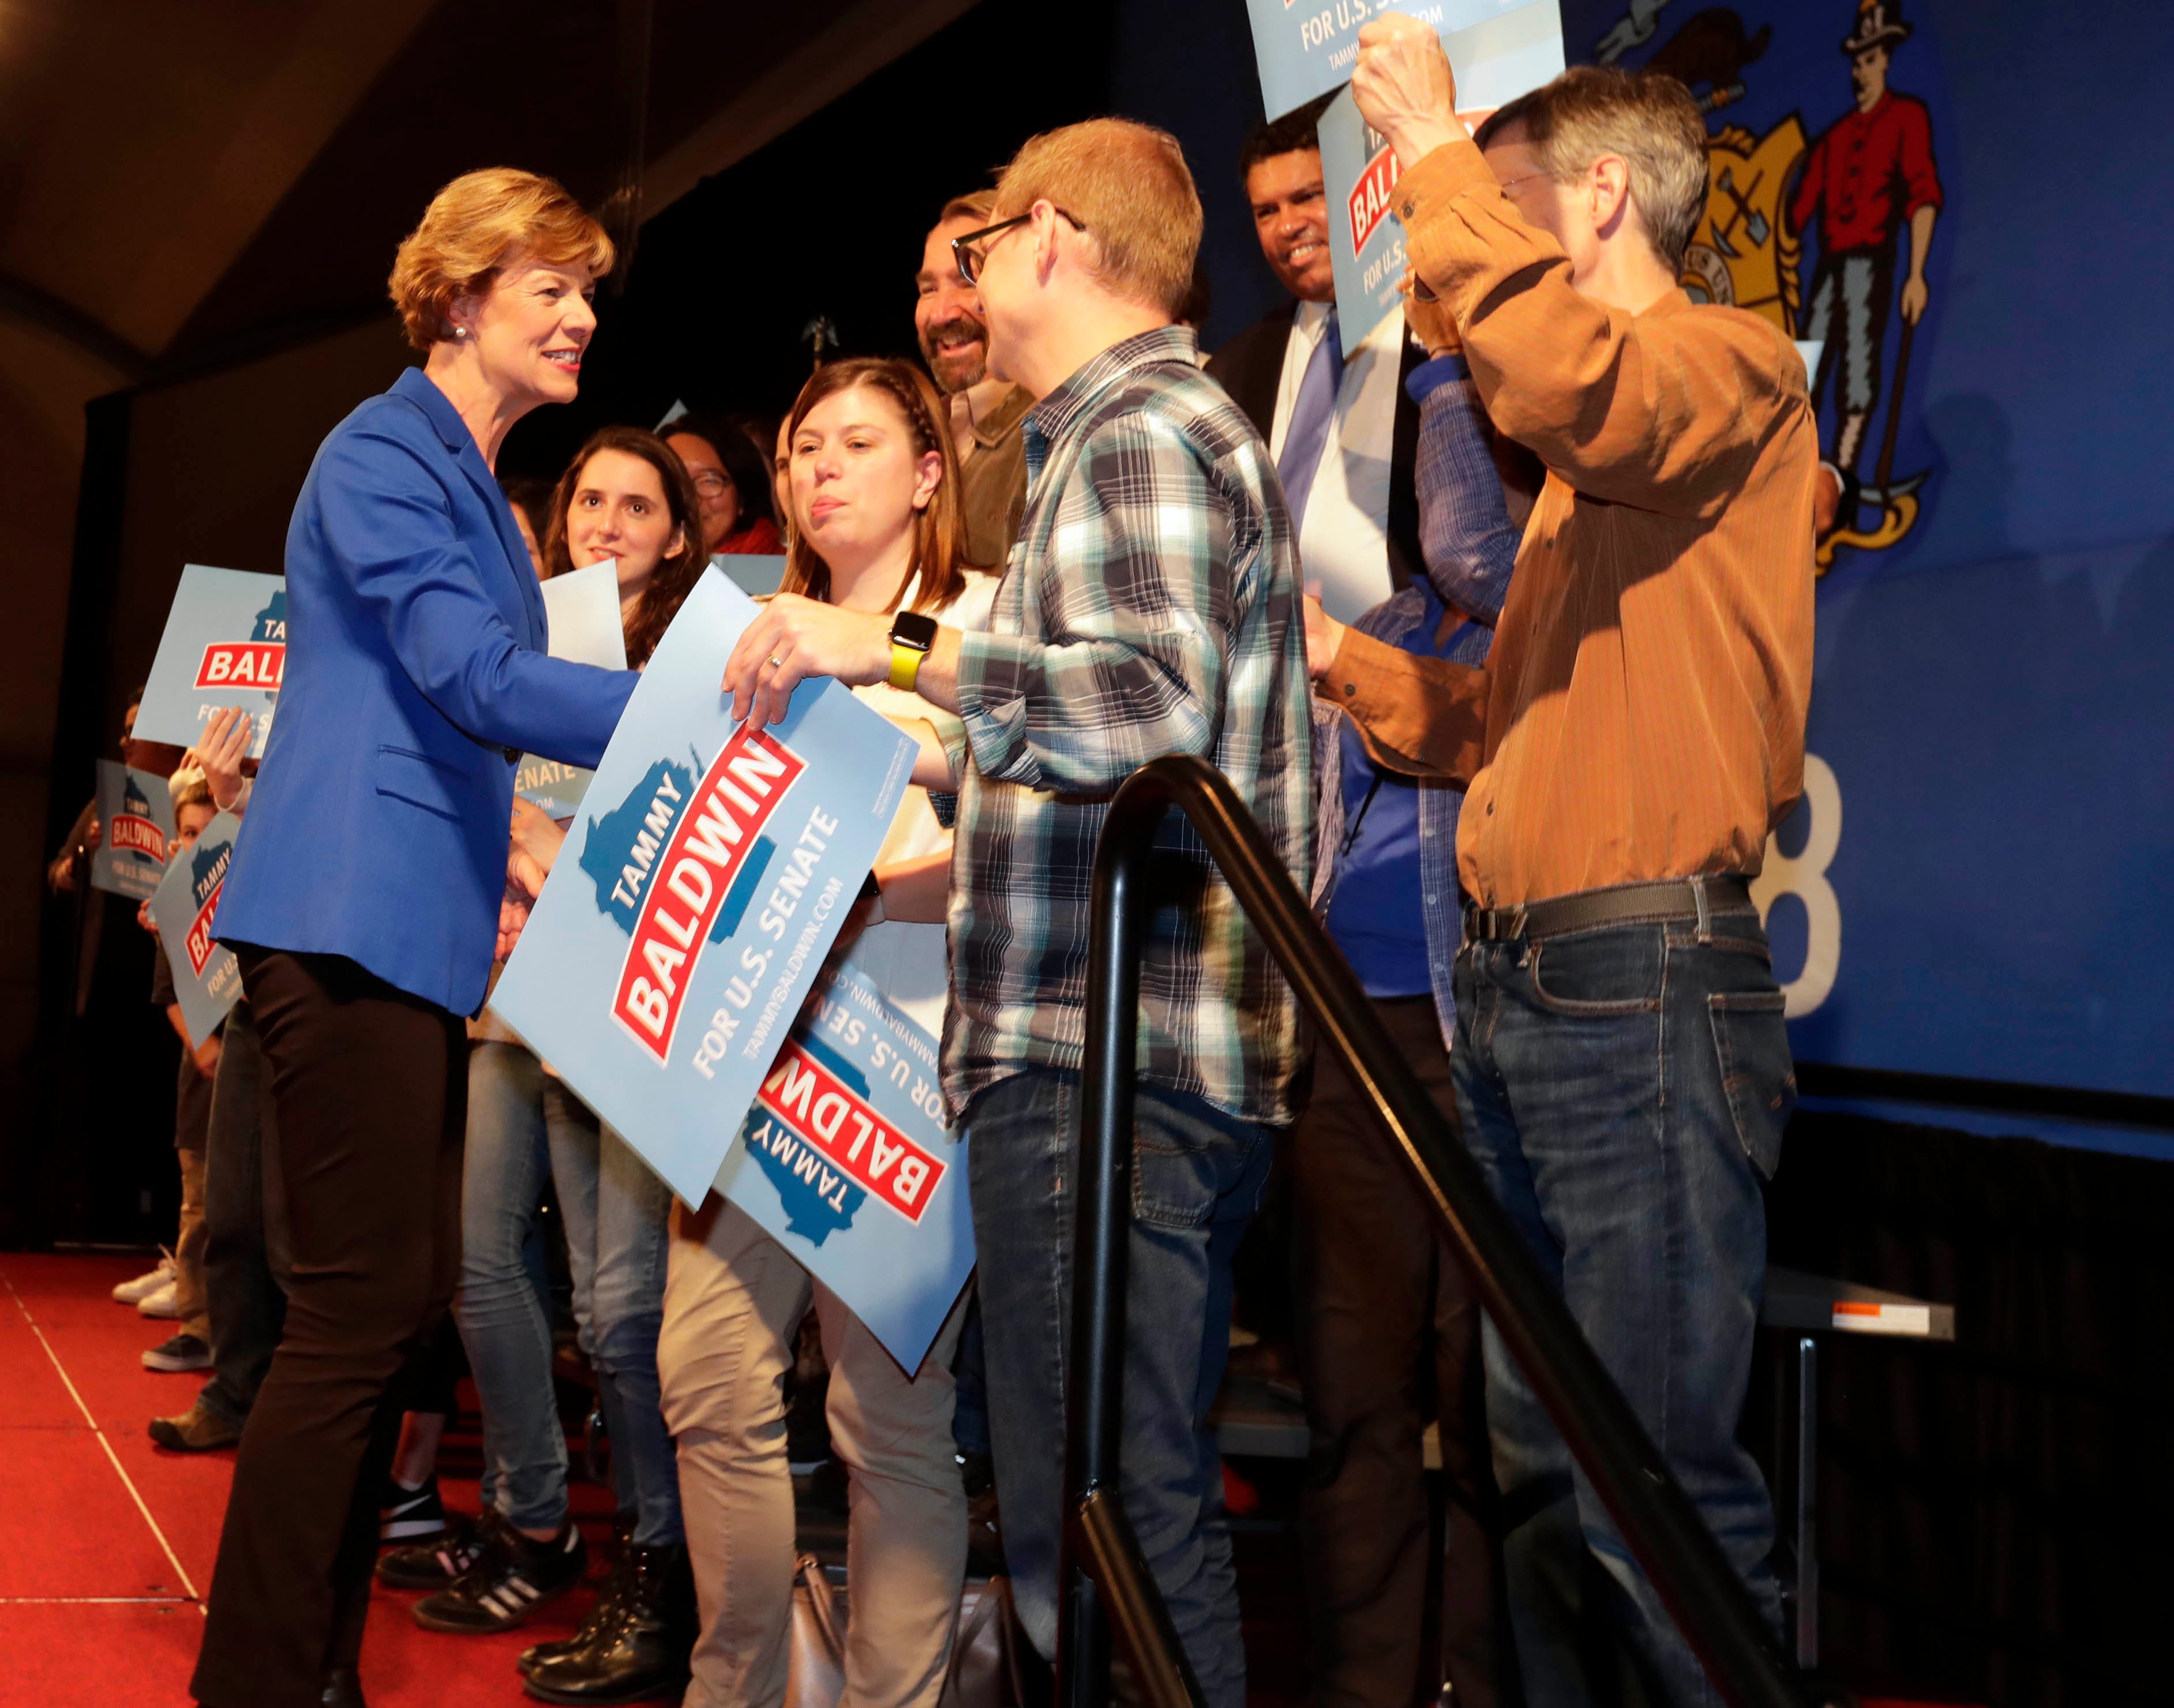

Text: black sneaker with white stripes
xmin=380 ymin=1474 xmax=449 ymax=1544
xmin=413 ymin=1518 xmax=587 ymax=1634
xmin=377 ymin=1508 xmax=488 ymax=1591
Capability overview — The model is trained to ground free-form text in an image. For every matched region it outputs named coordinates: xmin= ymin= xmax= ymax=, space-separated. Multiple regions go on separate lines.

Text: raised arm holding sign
xmin=1328 ymin=20 xmax=1818 ymax=1702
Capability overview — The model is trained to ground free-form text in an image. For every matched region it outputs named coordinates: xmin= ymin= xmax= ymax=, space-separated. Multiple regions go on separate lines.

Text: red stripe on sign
xmin=194 ymin=641 xmax=285 ymax=691
xmin=111 ymin=814 xmax=166 ymax=861
xmin=613 ymin=726 xmax=805 ymax=1065
xmin=758 ymin=1040 xmax=946 ymax=1224
xmin=184 ymin=882 xmax=223 ymax=977
xmin=1347 ymin=143 xmax=1401 ymax=253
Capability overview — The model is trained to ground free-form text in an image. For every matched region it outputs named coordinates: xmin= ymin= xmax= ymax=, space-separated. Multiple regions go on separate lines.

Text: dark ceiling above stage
xmin=165 ymin=0 xmax=869 ymax=367
xmin=0 ymin=0 xmax=959 ymax=385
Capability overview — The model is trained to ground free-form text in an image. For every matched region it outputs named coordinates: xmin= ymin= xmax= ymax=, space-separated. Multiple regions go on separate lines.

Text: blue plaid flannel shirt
xmin=942 ymin=327 xmax=1315 ymax=1126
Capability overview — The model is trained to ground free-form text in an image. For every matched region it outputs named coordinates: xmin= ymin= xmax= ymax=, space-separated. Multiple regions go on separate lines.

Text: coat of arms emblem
xmin=1598 ymin=0 xmax=1947 ymax=571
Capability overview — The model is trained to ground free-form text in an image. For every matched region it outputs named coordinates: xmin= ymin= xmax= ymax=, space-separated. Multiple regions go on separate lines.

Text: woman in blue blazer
xmin=192 ymin=170 xmax=638 ymax=1708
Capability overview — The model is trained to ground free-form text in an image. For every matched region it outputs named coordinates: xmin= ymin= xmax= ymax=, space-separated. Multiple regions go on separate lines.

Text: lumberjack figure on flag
xmin=1793 ymin=0 xmax=1943 ymax=536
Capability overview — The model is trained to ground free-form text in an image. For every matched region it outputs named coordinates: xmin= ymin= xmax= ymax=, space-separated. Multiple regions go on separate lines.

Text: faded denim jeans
xmin=965 ymin=1068 xmax=1272 ymax=1708
xmin=456 ymin=1042 xmax=680 ymax=1544
xmin=1452 ymin=901 xmax=1793 ymax=1708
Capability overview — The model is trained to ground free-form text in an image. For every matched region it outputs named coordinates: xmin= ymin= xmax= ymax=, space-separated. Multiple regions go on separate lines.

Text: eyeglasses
xmin=1494 ymin=171 xmax=1553 ymax=197
xmin=951 ymin=207 xmax=1088 ymax=287
xmin=689 ymin=471 xmax=730 ymax=497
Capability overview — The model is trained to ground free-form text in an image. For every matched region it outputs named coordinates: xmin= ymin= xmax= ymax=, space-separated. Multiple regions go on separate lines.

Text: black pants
xmin=191 ymin=950 xmax=465 ymax=1708
xmin=198 ymin=997 xmax=293 ymax=1429
xmin=1292 ymin=996 xmax=1510 ymax=1708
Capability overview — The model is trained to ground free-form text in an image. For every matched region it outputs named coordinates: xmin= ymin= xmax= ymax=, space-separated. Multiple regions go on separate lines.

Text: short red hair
xmin=388 ymin=168 xmax=615 ymax=351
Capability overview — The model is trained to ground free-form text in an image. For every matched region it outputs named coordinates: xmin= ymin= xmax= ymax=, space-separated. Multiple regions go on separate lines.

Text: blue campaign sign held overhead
xmin=1315 ymin=8 xmax=1563 ymax=354
xmin=1317 ymin=91 xmax=1411 ymax=358
xmin=1246 ymin=0 xmax=1562 ymax=122
xmin=91 ymin=761 xmax=175 ymax=902
xmin=151 ymin=810 xmax=244 ymax=1048
xmin=489 ymin=570 xmax=919 ymax=1205
xmin=714 ymin=959 xmax=974 ymax=1372
xmin=137 ymin=565 xmax=286 ymax=759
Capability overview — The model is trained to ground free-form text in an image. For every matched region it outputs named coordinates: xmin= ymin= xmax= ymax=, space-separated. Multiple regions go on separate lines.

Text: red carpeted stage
xmin=0 ymin=1251 xmax=605 ymax=1708
xmin=4 ymin=1250 xmax=1970 ymax=1708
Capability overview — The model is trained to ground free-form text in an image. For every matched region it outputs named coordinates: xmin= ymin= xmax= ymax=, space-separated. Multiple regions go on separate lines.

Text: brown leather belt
xmin=1463 ymin=875 xmax=1756 ymax=944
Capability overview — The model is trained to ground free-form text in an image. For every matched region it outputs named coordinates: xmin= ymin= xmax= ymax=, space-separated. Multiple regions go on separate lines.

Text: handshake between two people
xmin=717 ymin=591 xmax=961 ymax=792
xmin=496 ymin=590 xmax=957 ymax=960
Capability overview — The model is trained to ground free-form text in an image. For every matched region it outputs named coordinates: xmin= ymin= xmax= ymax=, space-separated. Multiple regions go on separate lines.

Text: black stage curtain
xmin=1760 ymin=1111 xmax=2173 ymax=1707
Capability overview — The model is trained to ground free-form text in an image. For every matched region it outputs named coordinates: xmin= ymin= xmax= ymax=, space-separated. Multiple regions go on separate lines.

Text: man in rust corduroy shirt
xmin=1325 ymin=19 xmax=1818 ymax=1706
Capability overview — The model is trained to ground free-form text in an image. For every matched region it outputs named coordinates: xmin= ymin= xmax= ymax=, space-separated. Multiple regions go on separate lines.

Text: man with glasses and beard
xmin=915 ymin=191 xmax=1032 ymax=569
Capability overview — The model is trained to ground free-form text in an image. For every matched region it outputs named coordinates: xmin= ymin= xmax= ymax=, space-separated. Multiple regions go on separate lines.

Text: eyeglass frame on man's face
xmin=951 ymin=206 xmax=1088 ymax=287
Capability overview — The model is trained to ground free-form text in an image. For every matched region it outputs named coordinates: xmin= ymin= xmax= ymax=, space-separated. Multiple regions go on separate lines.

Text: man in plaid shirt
xmin=729 ymin=117 xmax=1311 ymax=1708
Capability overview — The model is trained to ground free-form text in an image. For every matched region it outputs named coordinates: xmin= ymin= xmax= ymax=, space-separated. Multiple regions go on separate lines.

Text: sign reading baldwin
xmin=714 ymin=958 xmax=974 ymax=1370
xmin=489 ymin=570 xmax=919 ymax=1205
xmin=151 ymin=809 xmax=245 ymax=1048
xmin=1314 ymin=6 xmax=1564 ymax=353
xmin=91 ymin=761 xmax=175 ymax=901
xmin=136 ymin=565 xmax=287 ymax=758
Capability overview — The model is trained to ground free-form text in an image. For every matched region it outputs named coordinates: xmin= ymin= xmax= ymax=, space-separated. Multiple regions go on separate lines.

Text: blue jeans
xmin=965 ymin=1068 xmax=1271 ymax=1708
xmin=456 ymin=1044 xmax=681 ymax=1544
xmin=544 ymin=1084 xmax=681 ymax=1546
xmin=1452 ymin=905 xmax=1791 ymax=1708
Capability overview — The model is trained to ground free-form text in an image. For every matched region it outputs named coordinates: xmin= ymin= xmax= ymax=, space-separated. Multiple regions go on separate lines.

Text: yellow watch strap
xmin=889 ymin=640 xmax=925 ymax=692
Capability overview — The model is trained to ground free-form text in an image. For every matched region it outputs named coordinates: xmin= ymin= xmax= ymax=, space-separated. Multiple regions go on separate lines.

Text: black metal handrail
xmin=1054 ymin=754 xmax=1833 ymax=1708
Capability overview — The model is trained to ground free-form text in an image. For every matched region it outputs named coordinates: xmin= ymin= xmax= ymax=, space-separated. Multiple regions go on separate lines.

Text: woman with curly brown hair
xmin=544 ymin=424 xmax=709 ymax=666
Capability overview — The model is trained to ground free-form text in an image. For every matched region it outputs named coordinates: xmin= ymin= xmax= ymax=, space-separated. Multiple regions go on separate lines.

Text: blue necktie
xmin=1276 ymin=308 xmax=1343 ymax=538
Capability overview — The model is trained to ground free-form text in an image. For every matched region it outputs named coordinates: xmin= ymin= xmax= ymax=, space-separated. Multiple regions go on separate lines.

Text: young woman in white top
xmin=647 ymin=357 xmax=995 ymax=1708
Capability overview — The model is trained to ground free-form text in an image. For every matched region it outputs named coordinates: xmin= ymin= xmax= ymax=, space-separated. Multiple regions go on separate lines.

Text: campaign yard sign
xmin=89 ymin=761 xmax=174 ymax=901
xmin=1246 ymin=0 xmax=1562 ymax=123
xmin=517 ymin=561 xmax=629 ymax=820
xmin=489 ymin=569 xmax=919 ymax=1205
xmin=137 ymin=565 xmax=286 ymax=759
xmin=152 ymin=810 xmax=243 ymax=1047
xmin=714 ymin=959 xmax=973 ymax=1370
xmin=1315 ymin=5 xmax=1565 ymax=354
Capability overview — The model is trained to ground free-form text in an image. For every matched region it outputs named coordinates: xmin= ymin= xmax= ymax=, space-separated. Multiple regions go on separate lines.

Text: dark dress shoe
xmin=321 ymin=1667 xmax=366 ymax=1708
xmin=520 ymin=1516 xmax=637 ymax=1676
xmin=522 ymin=1542 xmax=695 ymax=1705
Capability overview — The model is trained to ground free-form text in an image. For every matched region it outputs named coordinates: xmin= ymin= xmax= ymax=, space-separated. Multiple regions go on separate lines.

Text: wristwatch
xmin=888 ymin=609 xmax=938 ymax=691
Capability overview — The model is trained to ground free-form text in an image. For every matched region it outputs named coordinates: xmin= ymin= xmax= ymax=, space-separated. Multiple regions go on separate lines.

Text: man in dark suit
xmin=1207 ymin=97 xmax=1425 ymax=623
xmin=1212 ymin=99 xmax=1519 ymax=1708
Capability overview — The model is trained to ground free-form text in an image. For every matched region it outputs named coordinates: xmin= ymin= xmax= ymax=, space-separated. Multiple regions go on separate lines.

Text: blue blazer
xmin=218 ymin=368 xmax=636 ymax=1016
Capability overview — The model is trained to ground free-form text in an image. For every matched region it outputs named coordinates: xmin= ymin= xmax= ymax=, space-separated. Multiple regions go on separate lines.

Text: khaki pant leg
xmin=815 ymin=1282 xmax=970 ymax=1708
xmin=175 ymin=1144 xmax=212 ymax=1343
xmin=658 ymin=1197 xmax=812 ymax=1708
